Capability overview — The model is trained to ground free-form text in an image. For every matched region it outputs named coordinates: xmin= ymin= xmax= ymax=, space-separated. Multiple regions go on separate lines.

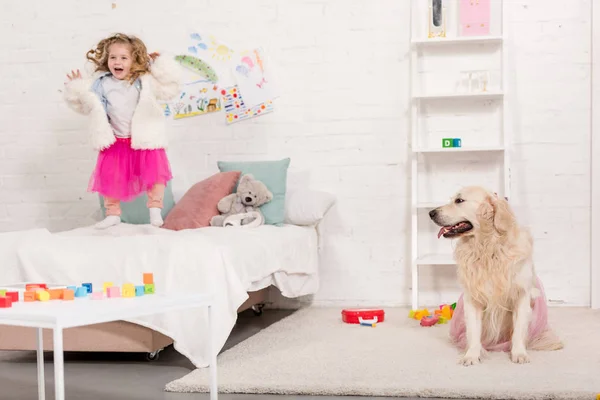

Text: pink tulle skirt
xmin=88 ymin=137 xmax=172 ymax=201
xmin=449 ymin=277 xmax=550 ymax=352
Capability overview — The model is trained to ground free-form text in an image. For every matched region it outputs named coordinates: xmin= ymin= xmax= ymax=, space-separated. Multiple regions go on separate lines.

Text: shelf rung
xmin=416 ymin=202 xmax=443 ymax=208
xmin=413 ymin=145 xmax=504 ymax=153
xmin=411 ymin=35 xmax=504 ymax=46
xmin=413 ymin=91 xmax=504 ymax=100
xmin=416 ymin=254 xmax=456 ymax=265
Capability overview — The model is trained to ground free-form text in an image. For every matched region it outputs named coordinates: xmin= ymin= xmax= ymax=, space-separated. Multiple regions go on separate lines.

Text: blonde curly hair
xmin=86 ymin=33 xmax=150 ymax=83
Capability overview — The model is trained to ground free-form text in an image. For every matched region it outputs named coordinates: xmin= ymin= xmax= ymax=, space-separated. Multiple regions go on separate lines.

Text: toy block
xmin=442 ymin=138 xmax=454 ymax=148
xmin=91 ymin=291 xmax=104 ymax=300
xmin=135 ymin=286 xmax=145 ymax=296
xmin=82 ymin=283 xmax=93 ymax=294
xmin=103 ymin=282 xmax=114 ymax=294
xmin=36 ymin=291 xmax=50 ymax=302
xmin=67 ymin=286 xmax=76 ymax=292
xmin=24 ymin=291 xmax=36 ymax=302
xmin=452 ymin=138 xmax=462 ymax=148
xmin=75 ymin=287 xmax=88 ymax=298
xmin=5 ymin=291 xmax=19 ymax=302
xmin=107 ymin=287 xmax=121 ymax=298
xmin=61 ymin=289 xmax=74 ymax=301
xmin=48 ymin=289 xmax=63 ymax=300
xmin=26 ymin=283 xmax=47 ymax=291
xmin=0 ymin=290 xmax=6 ymax=297
xmin=144 ymin=283 xmax=155 ymax=295
xmin=122 ymin=283 xmax=135 ymax=298
xmin=143 ymin=273 xmax=154 ymax=285
xmin=0 ymin=296 xmax=12 ymax=308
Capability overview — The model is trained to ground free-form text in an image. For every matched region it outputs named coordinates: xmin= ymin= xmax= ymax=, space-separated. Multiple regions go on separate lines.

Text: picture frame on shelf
xmin=459 ymin=0 xmax=491 ymax=36
xmin=428 ymin=0 xmax=447 ymax=38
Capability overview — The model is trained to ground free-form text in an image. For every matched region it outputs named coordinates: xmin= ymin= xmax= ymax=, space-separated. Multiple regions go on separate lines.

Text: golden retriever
xmin=429 ymin=186 xmax=563 ymax=366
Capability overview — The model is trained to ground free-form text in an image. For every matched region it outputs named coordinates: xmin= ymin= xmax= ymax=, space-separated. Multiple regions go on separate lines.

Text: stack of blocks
xmin=0 ymin=273 xmax=155 ymax=308
xmin=0 ymin=289 xmax=19 ymax=308
xmin=442 ymin=138 xmax=462 ymax=148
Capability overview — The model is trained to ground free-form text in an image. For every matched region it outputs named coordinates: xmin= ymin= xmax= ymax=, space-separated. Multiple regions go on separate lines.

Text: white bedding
xmin=0 ymin=223 xmax=319 ymax=368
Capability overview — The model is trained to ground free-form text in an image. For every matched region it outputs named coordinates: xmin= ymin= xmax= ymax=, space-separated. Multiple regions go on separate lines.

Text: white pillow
xmin=284 ymin=189 xmax=336 ymax=226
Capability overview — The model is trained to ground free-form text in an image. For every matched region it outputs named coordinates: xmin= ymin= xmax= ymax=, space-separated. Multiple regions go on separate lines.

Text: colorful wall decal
xmin=221 ymin=85 xmax=273 ymax=124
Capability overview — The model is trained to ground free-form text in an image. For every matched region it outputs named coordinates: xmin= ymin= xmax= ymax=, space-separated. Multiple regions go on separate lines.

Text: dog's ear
xmin=492 ymin=196 xmax=514 ymax=233
xmin=476 ymin=198 xmax=495 ymax=222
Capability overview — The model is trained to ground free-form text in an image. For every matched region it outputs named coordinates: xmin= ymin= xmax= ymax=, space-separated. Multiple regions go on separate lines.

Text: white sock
xmin=149 ymin=207 xmax=163 ymax=227
xmin=94 ymin=215 xmax=121 ymax=230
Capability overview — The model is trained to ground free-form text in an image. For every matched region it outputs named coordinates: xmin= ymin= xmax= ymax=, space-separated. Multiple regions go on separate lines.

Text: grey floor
xmin=0 ymin=309 xmax=471 ymax=400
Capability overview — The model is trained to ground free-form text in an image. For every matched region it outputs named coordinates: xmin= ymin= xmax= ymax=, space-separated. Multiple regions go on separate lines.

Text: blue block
xmin=135 ymin=286 xmax=145 ymax=297
xmin=67 ymin=286 xmax=76 ymax=292
xmin=82 ymin=283 xmax=92 ymax=294
xmin=453 ymin=138 xmax=462 ymax=147
xmin=75 ymin=287 xmax=88 ymax=297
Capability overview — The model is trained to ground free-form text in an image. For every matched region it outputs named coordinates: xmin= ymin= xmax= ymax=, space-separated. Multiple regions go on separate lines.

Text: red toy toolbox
xmin=341 ymin=308 xmax=385 ymax=324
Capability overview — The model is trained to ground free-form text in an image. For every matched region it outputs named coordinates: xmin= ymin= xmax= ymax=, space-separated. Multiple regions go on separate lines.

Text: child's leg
xmin=95 ymin=197 xmax=122 ymax=229
xmin=147 ymin=183 xmax=165 ymax=227
xmin=105 ymin=197 xmax=122 ymax=216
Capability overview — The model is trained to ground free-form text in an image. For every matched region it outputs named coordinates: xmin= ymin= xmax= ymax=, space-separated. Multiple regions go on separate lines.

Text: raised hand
xmin=66 ymin=69 xmax=82 ymax=81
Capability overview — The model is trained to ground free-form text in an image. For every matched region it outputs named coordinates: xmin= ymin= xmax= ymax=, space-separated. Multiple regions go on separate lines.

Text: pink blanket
xmin=449 ymin=277 xmax=550 ymax=352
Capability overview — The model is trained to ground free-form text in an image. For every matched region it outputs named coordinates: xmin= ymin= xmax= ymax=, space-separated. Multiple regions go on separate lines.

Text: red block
xmin=5 ymin=292 xmax=18 ymax=302
xmin=0 ymin=297 xmax=13 ymax=308
xmin=26 ymin=283 xmax=47 ymax=291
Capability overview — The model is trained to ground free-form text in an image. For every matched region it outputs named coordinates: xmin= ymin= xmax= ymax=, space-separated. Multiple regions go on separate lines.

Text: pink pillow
xmin=162 ymin=171 xmax=241 ymax=231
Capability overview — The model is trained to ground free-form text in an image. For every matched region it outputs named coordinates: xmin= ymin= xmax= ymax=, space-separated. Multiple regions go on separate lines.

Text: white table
xmin=0 ymin=292 xmax=218 ymax=400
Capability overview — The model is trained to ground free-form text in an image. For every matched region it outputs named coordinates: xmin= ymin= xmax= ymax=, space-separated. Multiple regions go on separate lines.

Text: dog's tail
xmin=528 ymin=328 xmax=564 ymax=351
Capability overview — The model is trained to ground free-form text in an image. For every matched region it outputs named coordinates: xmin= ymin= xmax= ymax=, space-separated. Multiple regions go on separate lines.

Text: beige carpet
xmin=165 ymin=307 xmax=600 ymax=399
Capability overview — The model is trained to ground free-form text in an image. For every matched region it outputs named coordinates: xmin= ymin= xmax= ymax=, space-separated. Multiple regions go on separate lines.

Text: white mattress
xmin=57 ymin=223 xmax=320 ymax=298
xmin=0 ymin=223 xmax=319 ymax=368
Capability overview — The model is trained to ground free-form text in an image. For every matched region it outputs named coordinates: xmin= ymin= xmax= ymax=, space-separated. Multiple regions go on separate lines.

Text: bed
xmin=0 ymin=219 xmax=322 ymax=368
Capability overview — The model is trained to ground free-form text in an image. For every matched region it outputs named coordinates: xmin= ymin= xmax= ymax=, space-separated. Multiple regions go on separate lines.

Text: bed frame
xmin=0 ymin=288 xmax=268 ymax=361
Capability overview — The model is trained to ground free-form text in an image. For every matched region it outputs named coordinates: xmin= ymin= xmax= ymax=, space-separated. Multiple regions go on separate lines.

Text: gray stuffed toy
xmin=210 ymin=174 xmax=273 ymax=228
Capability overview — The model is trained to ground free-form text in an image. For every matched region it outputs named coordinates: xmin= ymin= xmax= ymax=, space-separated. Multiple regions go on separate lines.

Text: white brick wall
xmin=0 ymin=0 xmax=592 ymax=307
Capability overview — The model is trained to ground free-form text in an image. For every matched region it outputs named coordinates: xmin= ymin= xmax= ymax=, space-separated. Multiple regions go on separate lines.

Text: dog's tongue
xmin=437 ymin=226 xmax=450 ymax=239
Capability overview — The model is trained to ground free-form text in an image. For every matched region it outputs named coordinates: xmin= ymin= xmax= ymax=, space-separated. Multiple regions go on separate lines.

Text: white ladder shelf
xmin=409 ymin=0 xmax=511 ymax=310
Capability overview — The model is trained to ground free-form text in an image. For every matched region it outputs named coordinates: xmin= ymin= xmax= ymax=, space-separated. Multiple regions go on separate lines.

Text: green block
xmin=144 ymin=283 xmax=155 ymax=294
xmin=442 ymin=138 xmax=454 ymax=148
xmin=0 ymin=290 xmax=6 ymax=297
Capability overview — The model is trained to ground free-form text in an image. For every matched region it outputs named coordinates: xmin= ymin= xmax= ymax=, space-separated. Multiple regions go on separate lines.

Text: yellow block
xmin=36 ymin=290 xmax=50 ymax=302
xmin=122 ymin=283 xmax=135 ymax=298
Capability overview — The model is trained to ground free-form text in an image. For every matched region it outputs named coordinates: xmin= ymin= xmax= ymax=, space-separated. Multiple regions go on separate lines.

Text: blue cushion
xmin=99 ymin=181 xmax=176 ymax=224
xmin=217 ymin=158 xmax=290 ymax=226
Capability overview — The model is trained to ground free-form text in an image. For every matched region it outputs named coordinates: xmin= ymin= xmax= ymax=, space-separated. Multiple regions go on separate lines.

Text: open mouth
xmin=114 ymin=67 xmax=124 ymax=73
xmin=437 ymin=221 xmax=473 ymax=238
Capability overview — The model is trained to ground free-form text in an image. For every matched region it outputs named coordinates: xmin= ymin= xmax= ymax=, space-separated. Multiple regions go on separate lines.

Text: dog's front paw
xmin=511 ymin=351 xmax=531 ymax=364
xmin=459 ymin=355 xmax=481 ymax=366
xmin=459 ymin=349 xmax=482 ymax=366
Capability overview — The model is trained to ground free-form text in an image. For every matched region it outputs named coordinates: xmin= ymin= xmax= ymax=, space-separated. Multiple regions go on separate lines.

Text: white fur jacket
xmin=63 ymin=55 xmax=182 ymax=151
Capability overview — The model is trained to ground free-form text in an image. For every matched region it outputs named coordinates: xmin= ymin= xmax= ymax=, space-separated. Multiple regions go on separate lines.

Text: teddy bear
xmin=210 ymin=174 xmax=273 ymax=227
